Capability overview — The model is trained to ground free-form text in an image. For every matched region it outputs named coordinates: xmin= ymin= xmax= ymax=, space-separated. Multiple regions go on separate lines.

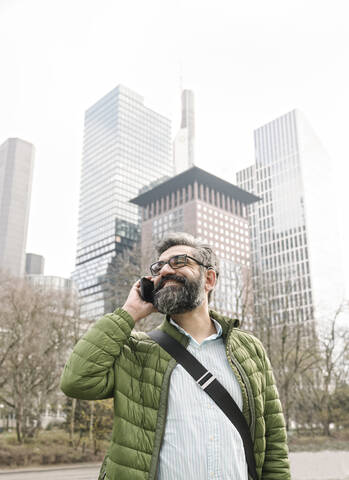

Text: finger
xmin=145 ymin=275 xmax=155 ymax=281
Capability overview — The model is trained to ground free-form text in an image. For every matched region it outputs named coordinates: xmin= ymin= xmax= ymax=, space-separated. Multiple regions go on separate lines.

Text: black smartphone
xmin=140 ymin=277 xmax=155 ymax=304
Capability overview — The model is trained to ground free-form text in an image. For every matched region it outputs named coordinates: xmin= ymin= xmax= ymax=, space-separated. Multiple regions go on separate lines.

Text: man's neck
xmin=171 ymin=302 xmax=216 ymax=344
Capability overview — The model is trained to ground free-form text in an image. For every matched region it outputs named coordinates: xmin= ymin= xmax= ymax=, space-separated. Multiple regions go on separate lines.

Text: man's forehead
xmin=158 ymin=245 xmax=195 ymax=260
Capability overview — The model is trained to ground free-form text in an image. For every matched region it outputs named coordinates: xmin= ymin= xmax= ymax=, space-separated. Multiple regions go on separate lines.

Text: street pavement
xmin=0 ymin=464 xmax=100 ymax=479
xmin=0 ymin=451 xmax=348 ymax=479
xmin=289 ymin=451 xmax=349 ymax=480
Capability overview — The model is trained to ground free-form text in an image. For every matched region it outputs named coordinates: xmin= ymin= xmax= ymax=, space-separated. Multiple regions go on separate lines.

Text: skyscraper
xmin=131 ymin=166 xmax=259 ymax=327
xmin=73 ymin=85 xmax=173 ymax=320
xmin=237 ymin=110 xmax=344 ymax=331
xmin=0 ymin=138 xmax=35 ymax=277
xmin=173 ymin=89 xmax=195 ymax=174
xmin=25 ymin=253 xmax=45 ymax=275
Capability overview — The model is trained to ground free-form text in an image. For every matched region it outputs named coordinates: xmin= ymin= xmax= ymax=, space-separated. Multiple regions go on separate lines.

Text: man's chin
xmin=157 ymin=305 xmax=192 ymax=315
xmin=153 ymin=282 xmax=204 ymax=314
xmin=155 ymin=299 xmax=197 ymax=315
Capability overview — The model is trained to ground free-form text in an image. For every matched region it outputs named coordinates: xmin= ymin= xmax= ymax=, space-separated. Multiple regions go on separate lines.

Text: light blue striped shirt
xmin=158 ymin=318 xmax=248 ymax=480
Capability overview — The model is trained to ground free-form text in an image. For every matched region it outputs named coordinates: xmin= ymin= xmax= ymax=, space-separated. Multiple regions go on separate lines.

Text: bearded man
xmin=60 ymin=233 xmax=290 ymax=480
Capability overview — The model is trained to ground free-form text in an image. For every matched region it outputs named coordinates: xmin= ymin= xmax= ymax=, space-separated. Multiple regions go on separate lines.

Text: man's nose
xmin=158 ymin=262 xmax=176 ymax=277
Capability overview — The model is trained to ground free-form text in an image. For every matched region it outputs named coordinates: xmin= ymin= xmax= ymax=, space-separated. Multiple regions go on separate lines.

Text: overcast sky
xmin=1 ymin=0 xmax=348 ymax=296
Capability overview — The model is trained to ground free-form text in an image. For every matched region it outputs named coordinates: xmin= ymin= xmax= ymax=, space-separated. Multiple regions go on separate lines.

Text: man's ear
xmin=205 ymin=269 xmax=216 ymax=294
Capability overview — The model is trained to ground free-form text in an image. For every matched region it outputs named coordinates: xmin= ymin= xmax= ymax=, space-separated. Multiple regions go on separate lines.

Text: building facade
xmin=173 ymin=90 xmax=195 ymax=174
xmin=236 ymin=110 xmax=344 ymax=332
xmin=0 ymin=138 xmax=35 ymax=277
xmin=26 ymin=274 xmax=76 ymax=293
xmin=25 ymin=253 xmax=45 ymax=275
xmin=73 ymin=85 xmax=173 ymax=320
xmin=131 ymin=166 xmax=259 ymax=326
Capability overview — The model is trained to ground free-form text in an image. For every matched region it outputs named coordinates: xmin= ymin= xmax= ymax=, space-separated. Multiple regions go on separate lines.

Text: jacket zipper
xmin=228 ymin=344 xmax=256 ymax=441
xmin=224 ymin=326 xmax=256 ymax=442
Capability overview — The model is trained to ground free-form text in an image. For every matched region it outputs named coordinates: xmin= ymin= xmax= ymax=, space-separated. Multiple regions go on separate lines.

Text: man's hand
xmin=122 ymin=277 xmax=157 ymax=323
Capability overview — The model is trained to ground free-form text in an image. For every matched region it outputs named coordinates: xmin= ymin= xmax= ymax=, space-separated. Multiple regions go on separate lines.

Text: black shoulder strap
xmin=148 ymin=329 xmax=258 ymax=480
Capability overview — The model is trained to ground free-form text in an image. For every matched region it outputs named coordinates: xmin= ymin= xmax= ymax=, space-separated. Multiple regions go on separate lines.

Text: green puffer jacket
xmin=60 ymin=308 xmax=290 ymax=480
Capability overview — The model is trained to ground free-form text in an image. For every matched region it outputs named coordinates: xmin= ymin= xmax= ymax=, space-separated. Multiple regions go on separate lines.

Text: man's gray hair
xmin=155 ymin=232 xmax=219 ymax=302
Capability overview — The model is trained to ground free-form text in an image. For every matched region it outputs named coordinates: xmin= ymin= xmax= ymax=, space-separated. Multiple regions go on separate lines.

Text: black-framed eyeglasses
xmin=150 ymin=254 xmax=211 ymax=276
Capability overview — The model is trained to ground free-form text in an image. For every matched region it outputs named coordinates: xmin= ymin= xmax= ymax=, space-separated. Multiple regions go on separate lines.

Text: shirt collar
xmin=169 ymin=317 xmax=223 ymax=346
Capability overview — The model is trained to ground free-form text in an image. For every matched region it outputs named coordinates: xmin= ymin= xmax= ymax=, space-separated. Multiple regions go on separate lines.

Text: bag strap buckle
xmin=196 ymin=370 xmax=216 ymax=390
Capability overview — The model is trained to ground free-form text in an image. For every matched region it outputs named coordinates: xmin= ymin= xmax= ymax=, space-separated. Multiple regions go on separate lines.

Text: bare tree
xmin=252 ymin=270 xmax=320 ymax=430
xmin=273 ymin=310 xmax=319 ymax=431
xmin=251 ymin=269 xmax=277 ymax=354
xmin=0 ymin=271 xmax=81 ymax=443
xmin=229 ymin=264 xmax=254 ymax=329
xmin=297 ymin=303 xmax=349 ymax=435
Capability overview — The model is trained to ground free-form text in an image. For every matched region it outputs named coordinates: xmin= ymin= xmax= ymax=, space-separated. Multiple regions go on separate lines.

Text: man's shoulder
xmin=130 ymin=329 xmax=154 ymax=342
xmin=128 ymin=316 xmax=169 ymax=347
xmin=229 ymin=326 xmax=268 ymax=363
xmin=232 ymin=326 xmax=263 ymax=343
xmin=208 ymin=309 xmax=268 ymax=360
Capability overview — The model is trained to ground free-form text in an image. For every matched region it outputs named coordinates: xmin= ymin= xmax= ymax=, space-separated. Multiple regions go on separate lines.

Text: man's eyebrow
xmin=157 ymin=254 xmax=182 ymax=262
xmin=157 ymin=255 xmax=175 ymax=262
xmin=156 ymin=256 xmax=170 ymax=262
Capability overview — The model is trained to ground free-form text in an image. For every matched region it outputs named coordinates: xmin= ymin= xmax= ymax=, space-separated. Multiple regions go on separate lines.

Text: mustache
xmin=154 ymin=274 xmax=187 ymax=293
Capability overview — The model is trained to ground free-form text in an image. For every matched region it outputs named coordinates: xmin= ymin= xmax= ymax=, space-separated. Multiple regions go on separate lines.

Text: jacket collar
xmin=158 ymin=309 xmax=239 ymax=346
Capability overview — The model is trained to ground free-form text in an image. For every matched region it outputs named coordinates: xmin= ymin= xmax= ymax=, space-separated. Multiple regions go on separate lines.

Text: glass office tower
xmin=0 ymin=138 xmax=35 ymax=277
xmin=73 ymin=85 xmax=173 ymax=320
xmin=237 ymin=110 xmax=344 ymax=331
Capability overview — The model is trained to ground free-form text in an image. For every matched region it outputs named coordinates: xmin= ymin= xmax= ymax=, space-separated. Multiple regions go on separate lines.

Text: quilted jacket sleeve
xmin=262 ymin=352 xmax=291 ymax=480
xmin=60 ymin=308 xmax=134 ymax=400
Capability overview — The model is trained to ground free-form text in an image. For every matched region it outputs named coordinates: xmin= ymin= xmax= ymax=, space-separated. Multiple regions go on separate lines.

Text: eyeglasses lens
xmin=170 ymin=255 xmax=186 ymax=268
xmin=151 ymin=255 xmax=188 ymax=275
xmin=151 ymin=263 xmax=162 ymax=275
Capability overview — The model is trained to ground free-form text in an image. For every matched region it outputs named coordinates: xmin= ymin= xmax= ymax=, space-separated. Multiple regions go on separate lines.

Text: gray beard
xmin=153 ymin=273 xmax=205 ymax=315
